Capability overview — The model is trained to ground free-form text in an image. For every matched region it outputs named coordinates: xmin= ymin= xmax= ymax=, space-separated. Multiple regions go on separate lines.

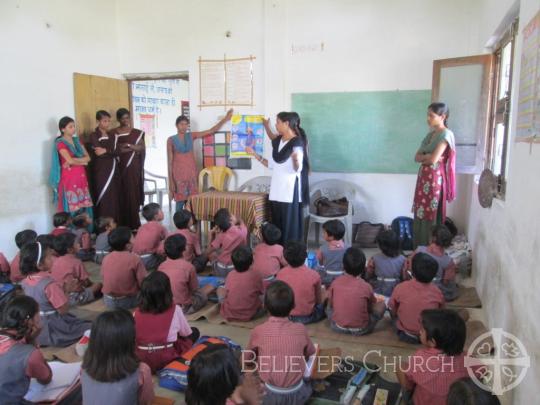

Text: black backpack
xmin=391 ymin=216 xmax=414 ymax=251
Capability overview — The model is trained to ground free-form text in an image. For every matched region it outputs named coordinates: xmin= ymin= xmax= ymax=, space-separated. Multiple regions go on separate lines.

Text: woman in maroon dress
xmin=89 ymin=110 xmax=120 ymax=222
xmin=110 ymin=108 xmax=145 ymax=229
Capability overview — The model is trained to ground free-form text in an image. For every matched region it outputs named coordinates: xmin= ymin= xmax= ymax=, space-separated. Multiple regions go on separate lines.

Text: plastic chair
xmin=237 ymin=176 xmax=272 ymax=193
xmin=144 ymin=170 xmax=172 ymax=212
xmin=305 ymin=180 xmax=356 ymax=245
xmin=198 ymin=166 xmax=234 ymax=192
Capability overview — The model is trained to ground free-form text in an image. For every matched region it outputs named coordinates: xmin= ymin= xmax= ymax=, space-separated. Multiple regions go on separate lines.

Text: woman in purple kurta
xmin=89 ymin=110 xmax=120 ymax=223
xmin=110 ymin=108 xmax=145 ymax=230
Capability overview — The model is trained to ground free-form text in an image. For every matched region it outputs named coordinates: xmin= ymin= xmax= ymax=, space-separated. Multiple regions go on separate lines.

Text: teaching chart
xmin=230 ymin=115 xmax=264 ymax=157
xmin=199 ymin=60 xmax=226 ymax=107
xmin=516 ymin=11 xmax=540 ymax=141
xmin=199 ymin=56 xmax=255 ymax=108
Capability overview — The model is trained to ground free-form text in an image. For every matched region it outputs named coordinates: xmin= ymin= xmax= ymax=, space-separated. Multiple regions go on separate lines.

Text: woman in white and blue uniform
xmin=247 ymin=112 xmax=310 ymax=244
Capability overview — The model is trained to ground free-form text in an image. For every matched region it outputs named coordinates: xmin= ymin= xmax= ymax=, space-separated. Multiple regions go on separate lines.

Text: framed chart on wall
xmin=202 ymin=131 xmax=252 ymax=170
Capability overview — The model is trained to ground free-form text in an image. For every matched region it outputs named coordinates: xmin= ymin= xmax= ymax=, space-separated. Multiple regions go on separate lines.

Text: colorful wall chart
xmin=516 ymin=11 xmax=540 ymax=141
xmin=230 ymin=115 xmax=264 ymax=157
xmin=202 ymin=131 xmax=231 ymax=168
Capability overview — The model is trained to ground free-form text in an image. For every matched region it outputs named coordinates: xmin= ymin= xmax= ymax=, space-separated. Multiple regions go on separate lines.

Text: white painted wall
xmin=0 ymin=0 xmax=121 ymax=257
xmin=115 ymin=0 xmax=482 ymax=232
xmin=466 ymin=0 xmax=540 ymax=403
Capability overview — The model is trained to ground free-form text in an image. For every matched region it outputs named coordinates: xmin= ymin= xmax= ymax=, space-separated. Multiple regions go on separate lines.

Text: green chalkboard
xmin=291 ymin=90 xmax=432 ymax=173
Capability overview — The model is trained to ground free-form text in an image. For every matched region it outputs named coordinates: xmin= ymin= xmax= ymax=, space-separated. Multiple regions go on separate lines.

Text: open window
xmin=432 ymin=55 xmax=494 ymax=174
xmin=486 ymin=20 xmax=518 ymax=198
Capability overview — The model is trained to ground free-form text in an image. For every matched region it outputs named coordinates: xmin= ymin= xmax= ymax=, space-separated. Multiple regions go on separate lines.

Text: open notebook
xmin=24 ymin=361 xmax=81 ymax=402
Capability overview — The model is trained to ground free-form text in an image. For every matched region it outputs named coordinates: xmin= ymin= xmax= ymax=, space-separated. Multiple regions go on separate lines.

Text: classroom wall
xmin=115 ymin=0 xmax=482 ymax=232
xmin=0 ymin=0 xmax=122 ymax=257
xmin=467 ymin=0 xmax=539 ymax=402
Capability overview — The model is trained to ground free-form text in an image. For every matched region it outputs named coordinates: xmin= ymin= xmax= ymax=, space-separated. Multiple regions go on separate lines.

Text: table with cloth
xmin=187 ymin=191 xmax=270 ymax=246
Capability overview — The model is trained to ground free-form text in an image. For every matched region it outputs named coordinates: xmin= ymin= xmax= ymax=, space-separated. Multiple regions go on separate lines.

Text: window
xmin=486 ymin=20 xmax=518 ymax=198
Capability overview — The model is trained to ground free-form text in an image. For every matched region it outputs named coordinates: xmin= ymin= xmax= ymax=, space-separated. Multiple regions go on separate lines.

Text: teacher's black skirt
xmin=270 ymin=178 xmax=304 ymax=245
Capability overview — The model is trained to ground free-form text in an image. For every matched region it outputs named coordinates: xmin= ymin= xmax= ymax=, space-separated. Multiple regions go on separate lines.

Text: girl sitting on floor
xmin=134 ymin=271 xmax=199 ymax=373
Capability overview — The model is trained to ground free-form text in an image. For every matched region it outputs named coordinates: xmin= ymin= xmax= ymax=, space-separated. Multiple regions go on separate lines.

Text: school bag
xmin=158 ymin=335 xmax=241 ymax=392
xmin=354 ymin=222 xmax=385 ymax=248
xmin=0 ymin=283 xmax=16 ymax=312
xmin=391 ymin=216 xmax=414 ymax=251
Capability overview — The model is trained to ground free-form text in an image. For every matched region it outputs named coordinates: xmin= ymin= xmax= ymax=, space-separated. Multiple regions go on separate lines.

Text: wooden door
xmin=73 ymin=73 xmax=129 ymax=140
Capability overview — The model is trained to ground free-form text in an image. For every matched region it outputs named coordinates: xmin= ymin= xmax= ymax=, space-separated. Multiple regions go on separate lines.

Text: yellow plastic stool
xmin=198 ymin=166 xmax=234 ymax=192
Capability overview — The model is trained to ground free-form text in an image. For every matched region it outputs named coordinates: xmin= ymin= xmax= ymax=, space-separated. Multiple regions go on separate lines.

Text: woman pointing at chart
xmin=167 ymin=110 xmax=233 ymax=212
xmin=247 ymin=111 xmax=310 ymax=244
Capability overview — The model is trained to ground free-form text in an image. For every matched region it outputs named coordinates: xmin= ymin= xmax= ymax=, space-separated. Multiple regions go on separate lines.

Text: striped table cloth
xmin=188 ymin=191 xmax=270 ymax=232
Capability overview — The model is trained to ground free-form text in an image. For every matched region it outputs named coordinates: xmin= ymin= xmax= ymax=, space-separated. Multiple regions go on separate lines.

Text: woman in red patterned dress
xmin=412 ymin=102 xmax=456 ymax=247
xmin=49 ymin=116 xmax=93 ymax=218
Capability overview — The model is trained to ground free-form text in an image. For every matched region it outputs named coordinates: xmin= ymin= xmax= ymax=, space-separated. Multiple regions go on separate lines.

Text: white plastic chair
xmin=237 ymin=176 xmax=272 ymax=193
xmin=144 ymin=170 xmax=172 ymax=212
xmin=305 ymin=180 xmax=356 ymax=245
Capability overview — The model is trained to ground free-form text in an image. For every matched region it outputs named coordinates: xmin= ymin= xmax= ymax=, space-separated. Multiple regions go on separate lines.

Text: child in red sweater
xmin=397 ymin=309 xmax=470 ymax=405
xmin=218 ymin=246 xmax=264 ymax=321
xmin=252 ymin=223 xmax=286 ymax=289
xmin=276 ymin=241 xmax=324 ymax=324
xmin=327 ymin=247 xmax=385 ymax=335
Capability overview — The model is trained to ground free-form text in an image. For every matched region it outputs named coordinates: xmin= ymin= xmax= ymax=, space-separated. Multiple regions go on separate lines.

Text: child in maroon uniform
xmin=0 ymin=296 xmax=52 ymax=404
xmin=218 ymin=246 xmax=264 ymax=322
xmin=72 ymin=213 xmax=95 ymax=261
xmin=51 ymin=232 xmax=102 ymax=306
xmin=252 ymin=223 xmax=286 ymax=289
xmin=158 ymin=234 xmax=214 ymax=314
xmin=172 ymin=210 xmax=206 ymax=272
xmin=20 ymin=242 xmax=90 ymax=347
xmin=134 ymin=271 xmax=199 ymax=373
xmin=51 ymin=212 xmax=72 ymax=237
xmin=327 ymin=247 xmax=385 ymax=335
xmin=101 ymin=226 xmax=148 ymax=310
xmin=276 ymin=241 xmax=324 ymax=324
xmin=388 ymin=252 xmax=444 ymax=344
xmin=10 ymin=229 xmax=37 ymax=283
xmin=247 ymin=280 xmax=315 ymax=404
xmin=397 ymin=309 xmax=470 ymax=405
xmin=132 ymin=203 xmax=168 ymax=270
xmin=206 ymin=208 xmax=248 ymax=278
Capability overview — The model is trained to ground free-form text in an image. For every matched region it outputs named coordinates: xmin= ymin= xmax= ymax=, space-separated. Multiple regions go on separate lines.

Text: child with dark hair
xmin=186 ymin=344 xmax=262 ymax=405
xmin=277 ymin=241 xmax=324 ymax=324
xmin=0 ymin=296 xmax=52 ymax=403
xmin=101 ymin=226 xmax=147 ymax=310
xmin=94 ymin=216 xmax=116 ymax=264
xmin=171 ymin=209 xmax=206 ymax=272
xmin=397 ymin=309 xmax=469 ymax=405
xmin=10 ymin=229 xmax=37 ymax=283
xmin=51 ymin=212 xmax=72 ymax=236
xmin=409 ymin=224 xmax=458 ymax=301
xmin=20 ymin=242 xmax=90 ymax=347
xmin=252 ymin=223 xmax=286 ymax=288
xmin=206 ymin=208 xmax=248 ymax=277
xmin=132 ymin=203 xmax=168 ymax=270
xmin=388 ymin=252 xmax=445 ymax=344
xmin=72 ymin=212 xmax=95 ymax=261
xmin=316 ymin=219 xmax=349 ymax=286
xmin=51 ymin=232 xmax=102 ymax=306
xmin=447 ymin=377 xmax=501 ymax=405
xmin=81 ymin=309 xmax=154 ymax=404
xmin=247 ymin=280 xmax=315 ymax=403
xmin=366 ymin=229 xmax=407 ymax=297
xmin=158 ymin=234 xmax=214 ymax=314
xmin=134 ymin=272 xmax=199 ymax=373
xmin=217 ymin=246 xmax=264 ymax=321
xmin=327 ymin=247 xmax=385 ymax=335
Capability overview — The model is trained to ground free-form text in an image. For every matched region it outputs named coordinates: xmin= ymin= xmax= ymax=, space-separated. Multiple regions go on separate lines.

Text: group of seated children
xmin=0 ymin=201 xmax=497 ymax=405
